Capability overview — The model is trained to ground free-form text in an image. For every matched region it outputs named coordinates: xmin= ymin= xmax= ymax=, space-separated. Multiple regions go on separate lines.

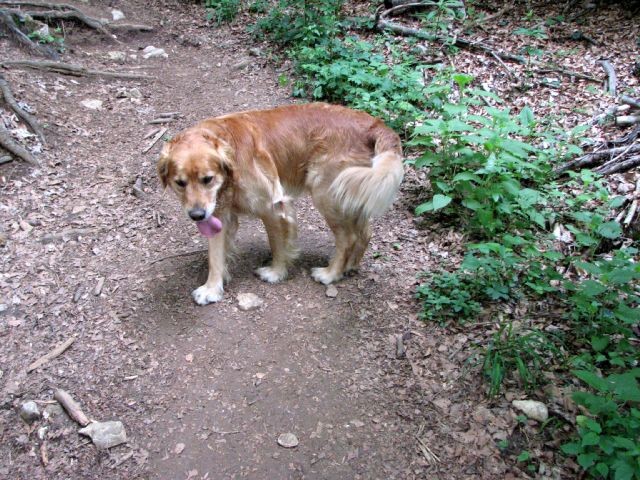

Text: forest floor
xmin=0 ymin=1 xmax=637 ymax=479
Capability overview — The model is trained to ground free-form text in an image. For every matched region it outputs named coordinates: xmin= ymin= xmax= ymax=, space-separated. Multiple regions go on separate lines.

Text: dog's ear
xmin=157 ymin=144 xmax=172 ymax=188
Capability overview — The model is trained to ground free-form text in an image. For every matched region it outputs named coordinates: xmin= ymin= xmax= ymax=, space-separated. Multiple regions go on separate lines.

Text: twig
xmin=464 ymin=4 xmax=512 ymax=31
xmin=620 ymin=95 xmax=640 ymax=110
xmin=1 ymin=60 xmax=149 ymax=80
xmin=598 ymin=59 xmax=617 ymax=96
xmin=146 ymin=249 xmax=207 ymax=268
xmin=26 ymin=336 xmax=75 ymax=372
xmin=624 ymin=200 xmax=638 ymax=226
xmin=491 ymin=51 xmax=514 ymax=79
xmin=0 ymin=74 xmax=46 ymax=144
xmin=108 ymin=23 xmax=154 ymax=32
xmin=616 ymin=115 xmax=640 ymax=127
xmin=53 ymin=388 xmax=90 ymax=426
xmin=40 ymin=442 xmax=48 ymax=467
xmin=555 ymin=143 xmax=640 ymax=173
xmin=0 ymin=123 xmax=39 ymax=165
xmin=142 ymin=127 xmax=167 ymax=153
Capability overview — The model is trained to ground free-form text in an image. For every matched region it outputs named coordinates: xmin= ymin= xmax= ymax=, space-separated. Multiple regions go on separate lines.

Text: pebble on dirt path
xmin=237 ymin=293 xmax=263 ymax=311
xmin=277 ymin=432 xmax=298 ymax=448
xmin=325 ymin=285 xmax=338 ymax=298
xmin=78 ymin=421 xmax=127 ymax=449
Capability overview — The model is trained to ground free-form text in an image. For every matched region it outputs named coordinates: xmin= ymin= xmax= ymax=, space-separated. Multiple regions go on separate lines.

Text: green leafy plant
xmin=205 ymin=0 xmax=241 ymax=25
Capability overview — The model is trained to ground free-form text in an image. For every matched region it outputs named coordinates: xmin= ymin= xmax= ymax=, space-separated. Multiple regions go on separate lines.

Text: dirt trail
xmin=1 ymin=2 xmax=512 ymax=479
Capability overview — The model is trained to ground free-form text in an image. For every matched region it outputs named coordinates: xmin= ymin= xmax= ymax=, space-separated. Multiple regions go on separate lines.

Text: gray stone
xmin=277 ymin=432 xmax=298 ymax=448
xmin=231 ymin=58 xmax=253 ymax=71
xmin=142 ymin=46 xmax=168 ymax=59
xmin=79 ymin=421 xmax=127 ymax=449
xmin=107 ymin=51 xmax=127 ymax=64
xmin=512 ymin=399 xmax=548 ymax=422
xmin=237 ymin=293 xmax=263 ymax=311
xmin=19 ymin=401 xmax=40 ymax=424
xmin=80 ymin=99 xmax=103 ymax=110
xmin=325 ymin=285 xmax=338 ymax=298
xmin=111 ymin=9 xmax=125 ymax=21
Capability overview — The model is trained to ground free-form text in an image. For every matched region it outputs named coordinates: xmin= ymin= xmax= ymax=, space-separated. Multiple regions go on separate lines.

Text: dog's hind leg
xmin=345 ymin=219 xmax=371 ymax=273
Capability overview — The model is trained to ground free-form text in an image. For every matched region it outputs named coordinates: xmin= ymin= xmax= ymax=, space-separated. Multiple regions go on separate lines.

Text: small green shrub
xmin=205 ymin=0 xmax=241 ymax=25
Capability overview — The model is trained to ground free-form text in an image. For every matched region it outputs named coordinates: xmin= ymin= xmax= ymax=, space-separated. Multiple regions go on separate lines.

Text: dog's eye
xmin=175 ymin=179 xmax=187 ymax=188
xmin=202 ymin=176 xmax=213 ymax=185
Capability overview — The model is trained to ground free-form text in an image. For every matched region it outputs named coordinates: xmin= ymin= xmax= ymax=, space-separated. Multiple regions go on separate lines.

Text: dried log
xmin=598 ymin=59 xmax=617 ymax=96
xmin=108 ymin=23 xmax=154 ymax=32
xmin=0 ymin=74 xmax=46 ymax=144
xmin=1 ymin=60 xmax=149 ymax=80
xmin=26 ymin=337 xmax=75 ymax=372
xmin=621 ymin=95 xmax=640 ymax=110
xmin=0 ymin=123 xmax=39 ymax=165
xmin=0 ymin=9 xmax=58 ymax=58
xmin=594 ymin=154 xmax=640 ymax=175
xmin=616 ymin=115 xmax=640 ymax=127
xmin=555 ymin=143 xmax=640 ymax=173
xmin=53 ymin=389 xmax=90 ymax=426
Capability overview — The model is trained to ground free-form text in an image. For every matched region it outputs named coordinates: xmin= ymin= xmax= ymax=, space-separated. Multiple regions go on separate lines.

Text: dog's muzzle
xmin=188 ymin=208 xmax=206 ymax=221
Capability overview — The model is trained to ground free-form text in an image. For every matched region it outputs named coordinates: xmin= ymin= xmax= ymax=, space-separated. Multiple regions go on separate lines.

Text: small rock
xmin=36 ymin=24 xmax=50 ymax=38
xmin=350 ymin=419 xmax=365 ymax=428
xmin=19 ymin=401 xmax=40 ymax=424
xmin=249 ymin=47 xmax=263 ymax=57
xmin=111 ymin=9 xmax=125 ymax=21
xmin=80 ymin=99 xmax=103 ymax=110
xmin=277 ymin=432 xmax=298 ymax=448
xmin=231 ymin=57 xmax=253 ymax=70
xmin=37 ymin=426 xmax=48 ymax=440
xmin=107 ymin=51 xmax=127 ymax=64
xmin=325 ymin=285 xmax=338 ymax=298
xmin=142 ymin=46 xmax=168 ymax=59
xmin=512 ymin=399 xmax=548 ymax=422
xmin=174 ymin=442 xmax=185 ymax=455
xmin=79 ymin=421 xmax=127 ymax=449
xmin=237 ymin=293 xmax=263 ymax=311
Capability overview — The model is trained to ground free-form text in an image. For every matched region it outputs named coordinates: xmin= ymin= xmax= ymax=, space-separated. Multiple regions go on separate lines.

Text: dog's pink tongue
xmin=196 ymin=216 xmax=223 ymax=237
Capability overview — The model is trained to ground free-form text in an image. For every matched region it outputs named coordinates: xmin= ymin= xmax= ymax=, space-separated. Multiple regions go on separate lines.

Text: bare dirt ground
xmin=1 ymin=1 xmax=637 ymax=479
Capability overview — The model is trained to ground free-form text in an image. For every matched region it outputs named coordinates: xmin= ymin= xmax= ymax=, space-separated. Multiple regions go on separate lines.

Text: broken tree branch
xmin=0 ymin=74 xmax=46 ymax=144
xmin=598 ymin=59 xmax=617 ymax=96
xmin=1 ymin=60 xmax=149 ymax=80
xmin=26 ymin=336 xmax=75 ymax=372
xmin=616 ymin=115 xmax=640 ymax=127
xmin=142 ymin=127 xmax=167 ymax=153
xmin=620 ymin=95 xmax=640 ymax=110
xmin=53 ymin=388 xmax=90 ymax=426
xmin=555 ymin=143 xmax=640 ymax=173
xmin=594 ymin=154 xmax=640 ymax=175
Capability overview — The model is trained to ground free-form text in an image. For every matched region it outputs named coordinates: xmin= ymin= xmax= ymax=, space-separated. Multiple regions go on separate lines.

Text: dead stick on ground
xmin=145 ymin=249 xmax=207 ymax=269
xmin=142 ymin=127 xmax=167 ymax=153
xmin=53 ymin=388 xmax=90 ymax=426
xmin=0 ymin=123 xmax=39 ymax=165
xmin=27 ymin=336 xmax=75 ymax=372
xmin=598 ymin=59 xmax=617 ymax=96
xmin=620 ymin=95 xmax=640 ymax=110
xmin=0 ymin=74 xmax=46 ymax=144
xmin=1 ymin=60 xmax=149 ymax=80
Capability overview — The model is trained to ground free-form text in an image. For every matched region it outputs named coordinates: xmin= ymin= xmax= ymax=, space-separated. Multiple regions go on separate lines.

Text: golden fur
xmin=158 ymin=103 xmax=403 ymax=305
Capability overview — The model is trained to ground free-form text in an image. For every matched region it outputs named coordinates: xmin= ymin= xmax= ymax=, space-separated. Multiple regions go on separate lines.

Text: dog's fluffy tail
xmin=329 ymin=127 xmax=404 ymax=221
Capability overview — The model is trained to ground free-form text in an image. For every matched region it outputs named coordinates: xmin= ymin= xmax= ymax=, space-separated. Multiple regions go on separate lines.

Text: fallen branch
xmin=621 ymin=95 xmax=640 ymax=110
xmin=53 ymin=388 xmax=90 ymax=426
xmin=1 ymin=60 xmax=149 ymax=80
xmin=598 ymin=59 xmax=617 ymax=96
xmin=142 ymin=126 xmax=167 ymax=153
xmin=0 ymin=123 xmax=39 ymax=165
xmin=616 ymin=115 xmax=640 ymax=127
xmin=464 ymin=4 xmax=512 ymax=31
xmin=555 ymin=143 xmax=640 ymax=173
xmin=108 ymin=23 xmax=154 ymax=32
xmin=594 ymin=154 xmax=640 ymax=175
xmin=0 ymin=74 xmax=46 ymax=144
xmin=26 ymin=336 xmax=75 ymax=372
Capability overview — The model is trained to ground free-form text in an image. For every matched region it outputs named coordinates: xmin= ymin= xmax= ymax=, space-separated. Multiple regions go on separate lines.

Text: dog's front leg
xmin=192 ymin=232 xmax=226 ymax=305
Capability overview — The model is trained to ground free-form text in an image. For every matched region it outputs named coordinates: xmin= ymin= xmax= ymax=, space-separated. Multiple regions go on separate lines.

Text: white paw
xmin=311 ymin=267 xmax=342 ymax=285
xmin=255 ymin=266 xmax=287 ymax=283
xmin=192 ymin=284 xmax=223 ymax=305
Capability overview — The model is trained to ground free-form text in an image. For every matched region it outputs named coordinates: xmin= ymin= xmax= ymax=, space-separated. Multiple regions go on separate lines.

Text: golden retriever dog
xmin=158 ymin=103 xmax=403 ymax=305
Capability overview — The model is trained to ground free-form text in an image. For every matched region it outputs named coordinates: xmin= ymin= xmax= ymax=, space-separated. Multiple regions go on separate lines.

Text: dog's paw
xmin=311 ymin=267 xmax=342 ymax=285
xmin=255 ymin=266 xmax=287 ymax=283
xmin=192 ymin=284 xmax=223 ymax=305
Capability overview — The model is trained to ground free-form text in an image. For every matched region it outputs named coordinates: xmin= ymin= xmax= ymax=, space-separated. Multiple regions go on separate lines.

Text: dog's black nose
xmin=188 ymin=208 xmax=206 ymax=221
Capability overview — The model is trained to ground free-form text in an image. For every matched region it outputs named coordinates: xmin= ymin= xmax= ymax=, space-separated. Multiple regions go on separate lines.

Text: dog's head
xmin=157 ymin=129 xmax=232 ymax=222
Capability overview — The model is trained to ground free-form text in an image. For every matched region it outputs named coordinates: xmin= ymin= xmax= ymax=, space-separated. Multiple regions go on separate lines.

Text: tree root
xmin=1 ymin=60 xmax=150 ymax=80
xmin=0 ymin=124 xmax=39 ymax=166
xmin=0 ymin=74 xmax=46 ymax=144
xmin=0 ymin=9 xmax=58 ymax=58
